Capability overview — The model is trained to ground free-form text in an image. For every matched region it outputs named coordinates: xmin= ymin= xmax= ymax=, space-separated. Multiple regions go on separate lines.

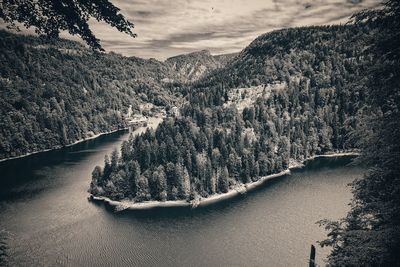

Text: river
xmin=0 ymin=120 xmax=363 ymax=266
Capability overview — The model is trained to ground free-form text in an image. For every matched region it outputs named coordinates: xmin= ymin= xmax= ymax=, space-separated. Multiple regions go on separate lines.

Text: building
xmin=171 ymin=106 xmax=180 ymax=117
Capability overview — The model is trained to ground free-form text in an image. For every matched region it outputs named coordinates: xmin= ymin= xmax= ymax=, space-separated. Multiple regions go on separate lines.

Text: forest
xmin=89 ymin=23 xmax=372 ymax=201
xmin=0 ymin=30 xmax=180 ymax=159
xmin=88 ymin=8 xmax=400 ymax=263
xmin=2 ymin=1 xmax=399 ymax=264
xmin=318 ymin=1 xmax=400 ymax=265
xmin=0 ymin=31 xmax=233 ymax=160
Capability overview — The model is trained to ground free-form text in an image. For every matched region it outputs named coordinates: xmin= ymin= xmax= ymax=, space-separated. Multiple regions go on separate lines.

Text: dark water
xmin=0 ymin=127 xmax=363 ymax=266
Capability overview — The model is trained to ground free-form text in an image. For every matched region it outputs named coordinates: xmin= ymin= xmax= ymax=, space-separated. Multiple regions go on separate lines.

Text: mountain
xmin=213 ymin=52 xmax=238 ymax=66
xmin=89 ymin=24 xmax=375 ymax=206
xmin=0 ymin=24 xmax=373 ymax=162
xmin=0 ymin=30 xmax=237 ymax=160
xmin=0 ymin=31 xmax=175 ymax=160
xmin=165 ymin=50 xmax=237 ymax=83
xmin=194 ymin=24 xmax=372 ymax=90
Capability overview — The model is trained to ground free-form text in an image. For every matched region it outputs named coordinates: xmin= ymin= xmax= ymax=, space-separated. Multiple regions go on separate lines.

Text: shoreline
xmin=289 ymin=151 xmax=360 ymax=169
xmin=90 ymin=169 xmax=291 ymax=211
xmin=90 ymin=151 xmax=360 ymax=211
xmin=0 ymin=116 xmax=163 ymax=163
xmin=0 ymin=127 xmax=129 ymax=163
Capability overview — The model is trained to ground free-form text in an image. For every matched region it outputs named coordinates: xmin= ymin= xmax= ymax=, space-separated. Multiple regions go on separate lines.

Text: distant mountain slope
xmin=1 ymin=24 xmax=372 ymax=160
xmin=213 ymin=52 xmax=238 ymax=66
xmin=88 ymin=24 xmax=377 ymax=205
xmin=165 ymin=50 xmax=236 ymax=83
xmin=0 ymin=30 xmax=237 ymax=160
xmin=0 ymin=30 xmax=177 ymax=160
xmin=195 ymin=24 xmax=372 ymax=90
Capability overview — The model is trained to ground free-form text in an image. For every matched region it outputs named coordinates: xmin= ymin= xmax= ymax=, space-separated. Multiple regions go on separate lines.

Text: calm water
xmin=0 ymin=123 xmax=363 ymax=266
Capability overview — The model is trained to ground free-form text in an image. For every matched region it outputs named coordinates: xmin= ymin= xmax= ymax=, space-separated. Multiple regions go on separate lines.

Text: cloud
xmin=1 ymin=0 xmax=381 ymax=59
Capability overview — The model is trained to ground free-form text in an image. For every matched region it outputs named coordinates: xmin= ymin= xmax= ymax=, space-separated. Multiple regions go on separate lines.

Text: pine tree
xmin=127 ymin=161 xmax=140 ymax=197
xmin=103 ymin=155 xmax=112 ymax=181
xmin=321 ymin=2 xmax=400 ymax=265
xmin=110 ymin=148 xmax=119 ymax=172
xmin=152 ymin=166 xmax=167 ymax=201
xmin=135 ymin=175 xmax=151 ymax=202
xmin=219 ymin=166 xmax=230 ymax=193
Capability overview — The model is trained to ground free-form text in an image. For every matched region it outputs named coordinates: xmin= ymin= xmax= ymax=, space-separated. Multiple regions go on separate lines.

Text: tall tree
xmin=110 ymin=148 xmax=119 ymax=172
xmin=151 ymin=165 xmax=167 ymax=201
xmin=0 ymin=0 xmax=136 ymax=50
xmin=218 ymin=166 xmax=229 ymax=193
xmin=127 ymin=160 xmax=140 ymax=197
xmin=320 ymin=1 xmax=400 ymax=266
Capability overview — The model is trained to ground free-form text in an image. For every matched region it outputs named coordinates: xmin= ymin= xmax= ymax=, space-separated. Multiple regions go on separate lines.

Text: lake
xmin=0 ymin=123 xmax=363 ymax=266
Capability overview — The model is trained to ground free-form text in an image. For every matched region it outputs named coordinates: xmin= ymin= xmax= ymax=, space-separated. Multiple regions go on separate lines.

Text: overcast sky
xmin=3 ymin=0 xmax=381 ymax=60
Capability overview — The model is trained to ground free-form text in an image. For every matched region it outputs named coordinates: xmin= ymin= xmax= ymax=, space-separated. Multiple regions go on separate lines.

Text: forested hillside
xmin=165 ymin=50 xmax=236 ymax=83
xmin=0 ymin=31 xmax=235 ymax=160
xmin=0 ymin=31 xmax=179 ymax=159
xmin=193 ymin=24 xmax=371 ymax=90
xmin=89 ymin=24 xmax=373 ymax=202
xmin=319 ymin=1 xmax=400 ymax=265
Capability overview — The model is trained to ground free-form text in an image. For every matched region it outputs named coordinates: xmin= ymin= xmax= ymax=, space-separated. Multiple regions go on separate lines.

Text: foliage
xmin=165 ymin=50 xmax=236 ymax=83
xmin=0 ymin=30 xmax=176 ymax=159
xmin=191 ymin=24 xmax=371 ymax=91
xmin=90 ymin=24 xmax=373 ymax=202
xmin=0 ymin=230 xmax=8 ymax=266
xmin=319 ymin=1 xmax=400 ymax=266
xmin=0 ymin=0 xmax=136 ymax=50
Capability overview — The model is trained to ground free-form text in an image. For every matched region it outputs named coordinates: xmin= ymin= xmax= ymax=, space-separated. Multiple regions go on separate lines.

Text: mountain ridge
xmin=0 ymin=30 xmax=236 ymax=160
xmin=165 ymin=49 xmax=237 ymax=83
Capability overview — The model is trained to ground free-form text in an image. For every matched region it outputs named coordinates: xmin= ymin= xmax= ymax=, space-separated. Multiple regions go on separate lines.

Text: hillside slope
xmin=195 ymin=24 xmax=372 ymax=90
xmin=0 ymin=31 xmax=175 ymax=160
xmin=166 ymin=50 xmax=236 ymax=83
xmin=89 ymin=24 xmax=374 ymax=205
xmin=0 ymin=31 xmax=237 ymax=160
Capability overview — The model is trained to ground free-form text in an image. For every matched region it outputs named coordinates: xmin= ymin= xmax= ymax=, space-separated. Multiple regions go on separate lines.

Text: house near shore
xmin=126 ymin=114 xmax=148 ymax=127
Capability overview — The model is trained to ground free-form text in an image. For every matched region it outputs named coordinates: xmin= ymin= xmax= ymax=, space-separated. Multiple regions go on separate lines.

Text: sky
xmin=3 ymin=0 xmax=382 ymax=60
